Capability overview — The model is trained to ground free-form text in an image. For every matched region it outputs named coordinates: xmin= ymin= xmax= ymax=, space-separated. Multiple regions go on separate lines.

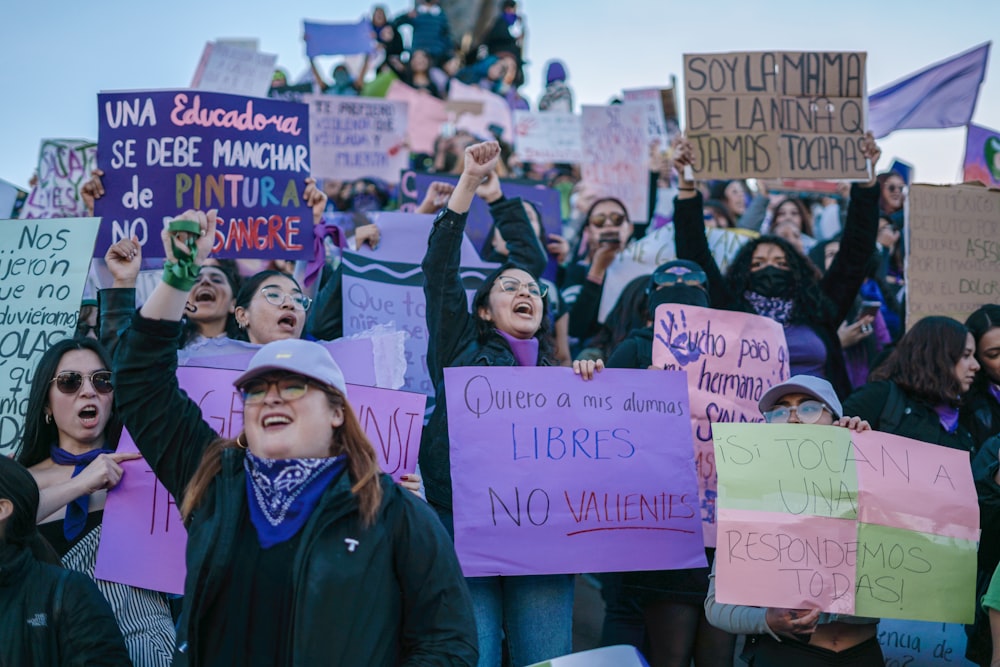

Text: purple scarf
xmin=49 ymin=446 xmax=116 ymax=541
xmin=743 ymin=291 xmax=795 ymax=326
xmin=933 ymin=404 xmax=960 ymax=433
xmin=989 ymin=383 xmax=1000 ymax=405
xmin=496 ymin=329 xmax=539 ymax=367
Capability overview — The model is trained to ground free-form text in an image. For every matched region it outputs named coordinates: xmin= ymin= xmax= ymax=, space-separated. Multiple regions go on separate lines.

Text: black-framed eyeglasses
xmin=651 ymin=268 xmax=708 ymax=289
xmin=50 ymin=371 xmax=113 ymax=395
xmin=240 ymin=376 xmax=312 ymax=405
xmin=495 ymin=277 xmax=547 ymax=298
xmin=763 ymin=400 xmax=829 ymax=424
xmin=259 ymin=288 xmax=311 ymax=311
xmin=588 ymin=212 xmax=627 ymax=228
xmin=885 ymin=184 xmax=905 ymax=193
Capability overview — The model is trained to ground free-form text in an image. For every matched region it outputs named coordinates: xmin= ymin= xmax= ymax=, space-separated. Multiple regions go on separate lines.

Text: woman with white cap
xmin=112 ymin=209 xmax=478 ymax=666
xmin=704 ymin=375 xmax=882 ymax=666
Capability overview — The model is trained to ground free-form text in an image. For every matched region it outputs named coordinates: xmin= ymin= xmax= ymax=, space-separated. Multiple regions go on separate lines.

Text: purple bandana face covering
xmin=495 ymin=329 xmax=540 ymax=367
xmin=244 ymin=452 xmax=347 ymax=549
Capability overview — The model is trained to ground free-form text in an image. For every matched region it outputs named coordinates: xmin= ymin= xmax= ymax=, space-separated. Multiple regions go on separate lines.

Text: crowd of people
xmin=3 ymin=2 xmax=1000 ymax=667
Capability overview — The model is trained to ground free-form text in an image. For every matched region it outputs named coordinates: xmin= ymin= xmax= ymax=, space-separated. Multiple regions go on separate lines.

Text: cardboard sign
xmin=714 ymin=424 xmax=978 ymax=624
xmin=306 ymin=95 xmax=409 ymax=182
xmin=303 ymin=19 xmax=374 ymax=57
xmin=95 ymin=90 xmax=312 ymax=260
xmin=905 ymin=184 xmax=1000 ymax=328
xmin=446 ymin=366 xmax=706 ymax=577
xmin=18 ymin=139 xmax=97 ymax=219
xmin=95 ymin=365 xmax=426 ymax=594
xmin=0 ymin=218 xmax=100 ymax=454
xmin=385 ymin=80 xmax=449 ymax=154
xmin=651 ymin=304 xmax=788 ymax=546
xmin=963 ymin=123 xmax=1000 ymax=188
xmin=683 ymin=51 xmax=869 ymax=180
xmin=191 ymin=42 xmax=278 ymax=98
xmin=512 ymin=111 xmax=584 ymax=163
xmin=581 ymin=105 xmax=651 ymax=222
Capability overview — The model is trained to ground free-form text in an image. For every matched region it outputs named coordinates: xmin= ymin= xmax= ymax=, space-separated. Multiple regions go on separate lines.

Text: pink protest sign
xmin=448 ymin=80 xmax=514 ymax=144
xmin=713 ymin=423 xmax=979 ymax=623
xmin=385 ymin=80 xmax=448 ymax=154
xmin=96 ymin=366 xmax=426 ymax=593
xmin=445 ymin=366 xmax=706 ymax=577
xmin=651 ymin=304 xmax=789 ymax=546
xmin=581 ymin=105 xmax=650 ymax=222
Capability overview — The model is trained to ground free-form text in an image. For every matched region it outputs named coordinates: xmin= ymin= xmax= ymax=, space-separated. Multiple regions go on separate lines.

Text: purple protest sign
xmin=445 ymin=366 xmax=706 ymax=577
xmin=96 ymin=365 xmax=426 ymax=593
xmin=95 ymin=90 xmax=312 ymax=260
xmin=303 ymin=20 xmax=375 ymax=58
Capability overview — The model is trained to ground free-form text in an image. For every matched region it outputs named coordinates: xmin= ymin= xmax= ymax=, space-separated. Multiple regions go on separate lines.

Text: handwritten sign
xmin=512 ymin=111 xmax=584 ymax=163
xmin=448 ymin=80 xmax=514 ymax=142
xmin=878 ymin=619 xmax=976 ymax=666
xmin=683 ymin=51 xmax=869 ymax=180
xmin=95 ymin=365 xmax=426 ymax=593
xmin=191 ymin=42 xmax=278 ymax=98
xmin=306 ymin=95 xmax=409 ymax=182
xmin=341 ymin=212 xmax=495 ymax=397
xmin=445 ymin=366 xmax=706 ymax=577
xmin=0 ymin=218 xmax=100 ymax=455
xmin=18 ymin=139 xmax=97 ymax=219
xmin=651 ymin=304 xmax=788 ymax=547
xmin=95 ymin=89 xmax=312 ymax=260
xmin=713 ymin=424 xmax=978 ymax=623
xmin=963 ymin=123 xmax=1000 ymax=188
xmin=303 ymin=19 xmax=375 ymax=58
xmin=385 ymin=80 xmax=448 ymax=154
xmin=623 ymin=87 xmax=679 ymax=152
xmin=581 ymin=105 xmax=650 ymax=222
xmin=906 ymin=184 xmax=1000 ymax=329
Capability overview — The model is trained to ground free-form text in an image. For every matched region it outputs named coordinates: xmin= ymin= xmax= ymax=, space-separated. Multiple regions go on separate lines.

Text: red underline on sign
xmin=565 ymin=526 xmax=696 ymax=537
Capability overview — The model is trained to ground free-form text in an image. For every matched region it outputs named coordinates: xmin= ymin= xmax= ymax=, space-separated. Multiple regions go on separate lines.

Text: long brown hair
xmin=869 ymin=316 xmax=970 ymax=406
xmin=180 ymin=386 xmax=383 ymax=526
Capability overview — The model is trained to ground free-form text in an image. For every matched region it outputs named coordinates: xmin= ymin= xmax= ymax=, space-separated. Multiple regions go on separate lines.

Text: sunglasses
xmin=260 ymin=288 xmax=312 ymax=311
xmin=589 ymin=212 xmax=627 ymax=228
xmin=762 ymin=400 xmax=829 ymax=424
xmin=495 ymin=276 xmax=547 ymax=298
xmin=50 ymin=371 xmax=113 ymax=395
xmin=885 ymin=184 xmax=905 ymax=193
xmin=240 ymin=376 xmax=312 ymax=405
xmin=651 ymin=268 xmax=708 ymax=289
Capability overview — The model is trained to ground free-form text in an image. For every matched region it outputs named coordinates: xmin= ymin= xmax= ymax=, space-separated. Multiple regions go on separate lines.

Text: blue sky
xmin=2 ymin=0 xmax=997 ymax=187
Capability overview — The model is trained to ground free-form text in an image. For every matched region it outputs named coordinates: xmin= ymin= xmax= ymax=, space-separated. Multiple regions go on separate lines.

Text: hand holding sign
xmin=81 ymin=169 xmax=105 ymax=216
xmin=303 ymin=177 xmax=327 ymax=225
xmin=859 ymin=132 xmax=880 ymax=187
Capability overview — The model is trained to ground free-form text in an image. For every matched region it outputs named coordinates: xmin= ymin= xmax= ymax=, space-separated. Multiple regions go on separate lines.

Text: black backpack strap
xmin=878 ymin=382 xmax=908 ymax=433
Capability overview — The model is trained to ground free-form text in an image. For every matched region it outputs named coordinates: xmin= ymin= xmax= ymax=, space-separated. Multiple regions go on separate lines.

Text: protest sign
xmin=623 ymin=87 xmax=679 ymax=152
xmin=448 ymin=80 xmax=514 ymax=143
xmin=581 ymin=105 xmax=650 ymax=222
xmin=0 ymin=218 xmax=100 ymax=455
xmin=306 ymin=95 xmax=409 ymax=182
xmin=683 ymin=51 xmax=869 ymax=180
xmin=650 ymin=304 xmax=788 ymax=546
xmin=713 ymin=424 xmax=978 ymax=623
xmin=341 ymin=211 xmax=496 ymax=396
xmin=963 ymin=123 xmax=1000 ymax=188
xmin=18 ymin=139 xmax=97 ymax=219
xmin=597 ymin=225 xmax=755 ymax=322
xmin=95 ymin=90 xmax=312 ymax=260
xmin=385 ymin=80 xmax=448 ymax=154
xmin=0 ymin=178 xmax=27 ymax=218
xmin=96 ymin=365 xmax=426 ymax=593
xmin=446 ymin=366 xmax=706 ymax=577
xmin=525 ymin=645 xmax=648 ymax=667
xmin=512 ymin=111 xmax=584 ymax=163
xmin=905 ymin=184 xmax=1000 ymax=329
xmin=191 ymin=41 xmax=278 ymax=98
xmin=878 ymin=619 xmax=976 ymax=666
xmin=303 ymin=19 xmax=374 ymax=58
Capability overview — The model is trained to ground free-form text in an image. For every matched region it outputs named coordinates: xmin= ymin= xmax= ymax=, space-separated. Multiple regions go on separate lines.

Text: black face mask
xmin=648 ymin=285 xmax=709 ymax=320
xmin=749 ymin=265 xmax=793 ymax=298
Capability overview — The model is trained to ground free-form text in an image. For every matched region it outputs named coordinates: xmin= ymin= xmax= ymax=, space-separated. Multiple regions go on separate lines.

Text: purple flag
xmin=868 ymin=43 xmax=990 ymax=139
xmin=303 ymin=20 xmax=374 ymax=58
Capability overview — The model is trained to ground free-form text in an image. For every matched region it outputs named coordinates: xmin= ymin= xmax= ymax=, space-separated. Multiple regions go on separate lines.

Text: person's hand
xmin=860 ymin=131 xmax=881 ymax=187
xmin=354 ymin=224 xmax=381 ymax=250
xmin=834 ymin=415 xmax=871 ymax=432
xmin=105 ymin=237 xmax=142 ymax=288
xmin=398 ymin=473 xmax=424 ymax=498
xmin=588 ymin=235 xmax=622 ymax=280
xmin=74 ymin=452 xmax=143 ymax=495
xmin=837 ymin=316 xmax=874 ymax=348
xmin=303 ymin=177 xmax=328 ymax=225
xmin=415 ymin=181 xmax=455 ymax=214
xmin=475 ymin=171 xmax=503 ymax=203
xmin=573 ymin=358 xmax=605 ymax=381
xmin=671 ymin=136 xmax=696 ymax=189
xmin=546 ymin=234 xmax=570 ymax=264
xmin=462 ymin=141 xmax=501 ymax=181
xmin=877 ymin=222 xmax=900 ymax=252
xmin=163 ymin=209 xmax=218 ymax=266
xmin=765 ymin=607 xmax=820 ymax=639
xmin=81 ymin=169 xmax=105 ymax=216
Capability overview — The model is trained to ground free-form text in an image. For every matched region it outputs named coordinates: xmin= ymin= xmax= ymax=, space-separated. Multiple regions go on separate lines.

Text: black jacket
xmin=674 ymin=184 xmax=880 ymax=399
xmin=114 ymin=314 xmax=478 ymax=667
xmin=968 ymin=434 xmax=1000 ymax=665
xmin=962 ymin=385 xmax=1000 ymax=453
xmin=0 ymin=545 xmax=130 ymax=667
xmin=420 ymin=201 xmax=548 ymax=512
xmin=607 ymin=327 xmax=654 ymax=370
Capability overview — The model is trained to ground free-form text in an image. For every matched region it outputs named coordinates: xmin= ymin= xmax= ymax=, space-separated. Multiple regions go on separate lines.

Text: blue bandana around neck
xmin=244 ymin=451 xmax=348 ymax=549
xmin=743 ymin=291 xmax=795 ymax=326
xmin=49 ymin=445 xmax=116 ymax=541
xmin=495 ymin=329 xmax=540 ymax=367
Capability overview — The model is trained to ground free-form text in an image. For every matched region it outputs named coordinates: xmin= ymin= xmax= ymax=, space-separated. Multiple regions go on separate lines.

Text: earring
xmin=45 ymin=413 xmax=52 ymax=425
xmin=236 ymin=434 xmax=248 ymax=449
xmin=238 ymin=320 xmax=247 ymax=329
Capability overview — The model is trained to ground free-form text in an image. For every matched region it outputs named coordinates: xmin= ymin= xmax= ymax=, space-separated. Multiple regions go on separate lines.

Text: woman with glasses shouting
xmin=14 ymin=337 xmax=177 ymax=667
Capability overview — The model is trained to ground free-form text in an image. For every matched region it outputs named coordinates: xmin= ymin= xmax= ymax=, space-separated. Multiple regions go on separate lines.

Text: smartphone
xmin=598 ymin=231 xmax=621 ymax=245
xmin=856 ymin=301 xmax=881 ymax=320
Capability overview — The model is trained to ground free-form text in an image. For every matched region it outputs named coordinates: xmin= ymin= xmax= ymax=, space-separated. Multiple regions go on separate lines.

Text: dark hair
xmin=772 ymin=197 xmax=814 ymax=237
xmin=966 ymin=304 xmax=1000 ymax=391
xmin=576 ymin=197 xmax=630 ymax=260
xmin=724 ymin=235 xmax=829 ymax=324
xmin=480 ymin=200 xmax=548 ymax=262
xmin=877 ymin=171 xmax=906 ymax=215
xmin=704 ymin=199 xmax=735 ymax=228
xmin=471 ymin=262 xmax=555 ymax=363
xmin=16 ymin=338 xmax=121 ymax=468
xmin=235 ymin=270 xmax=302 ymax=311
xmin=0 ymin=456 xmax=40 ymax=546
xmin=870 ymin=316 xmax=971 ymax=405
xmin=587 ymin=275 xmax=651 ymax=358
xmin=182 ymin=260 xmax=243 ymax=346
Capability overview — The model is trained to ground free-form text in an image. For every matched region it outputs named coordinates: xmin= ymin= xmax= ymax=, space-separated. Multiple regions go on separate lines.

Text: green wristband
xmin=168 ymin=219 xmax=202 ymax=235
